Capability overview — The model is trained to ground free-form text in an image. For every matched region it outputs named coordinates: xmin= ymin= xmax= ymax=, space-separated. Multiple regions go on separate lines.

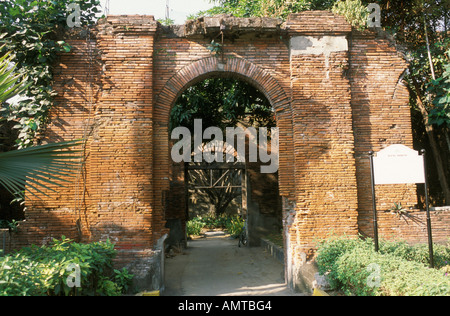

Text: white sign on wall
xmin=373 ymin=144 xmax=425 ymax=185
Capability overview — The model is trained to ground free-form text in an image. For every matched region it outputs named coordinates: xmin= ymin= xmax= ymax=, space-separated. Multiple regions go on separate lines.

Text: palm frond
xmin=0 ymin=47 xmax=82 ymax=202
xmin=0 ymin=139 xmax=84 ymax=201
xmin=0 ymin=48 xmax=31 ymax=103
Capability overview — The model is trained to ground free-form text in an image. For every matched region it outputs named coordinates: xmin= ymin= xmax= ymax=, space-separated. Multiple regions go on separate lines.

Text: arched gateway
xmin=13 ymin=12 xmax=420 ymax=292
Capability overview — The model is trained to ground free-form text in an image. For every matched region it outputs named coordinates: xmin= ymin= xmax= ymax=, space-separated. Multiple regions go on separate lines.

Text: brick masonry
xmin=8 ymin=12 xmax=450 ymax=291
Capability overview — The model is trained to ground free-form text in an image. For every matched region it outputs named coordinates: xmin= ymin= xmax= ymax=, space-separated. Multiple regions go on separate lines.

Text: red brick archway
xmin=153 ymin=56 xmax=295 ymax=203
xmin=8 ymin=12 xmax=435 ymax=292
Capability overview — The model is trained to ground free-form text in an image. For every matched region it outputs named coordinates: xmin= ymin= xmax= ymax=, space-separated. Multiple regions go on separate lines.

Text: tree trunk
xmin=446 ymin=128 xmax=450 ymax=154
xmin=410 ymin=79 xmax=450 ymax=204
xmin=418 ymin=14 xmax=450 ymax=204
xmin=423 ymin=15 xmax=436 ymax=80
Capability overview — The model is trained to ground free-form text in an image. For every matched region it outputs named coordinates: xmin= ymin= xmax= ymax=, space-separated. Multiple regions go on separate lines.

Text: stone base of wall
xmin=119 ymin=234 xmax=168 ymax=293
xmin=121 ymin=250 xmax=164 ymax=293
xmin=291 ymin=261 xmax=319 ymax=294
xmin=261 ymin=238 xmax=284 ymax=264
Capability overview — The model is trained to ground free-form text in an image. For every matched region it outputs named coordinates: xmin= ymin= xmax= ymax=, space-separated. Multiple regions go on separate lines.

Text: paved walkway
xmin=163 ymin=231 xmax=305 ymax=296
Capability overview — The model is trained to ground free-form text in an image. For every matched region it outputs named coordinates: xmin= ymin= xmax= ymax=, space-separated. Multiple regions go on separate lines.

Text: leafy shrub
xmin=331 ymin=0 xmax=369 ymax=31
xmin=186 ymin=217 xmax=206 ymax=236
xmin=0 ymin=237 xmax=133 ymax=296
xmin=224 ymin=216 xmax=244 ymax=238
xmin=316 ymin=236 xmax=372 ymax=289
xmin=317 ymin=236 xmax=450 ymax=296
xmin=379 ymin=239 xmax=450 ymax=269
xmin=186 ymin=215 xmax=244 ymax=237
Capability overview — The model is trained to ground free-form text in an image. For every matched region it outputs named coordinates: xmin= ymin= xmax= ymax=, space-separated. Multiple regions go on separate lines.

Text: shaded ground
xmin=163 ymin=231 xmax=307 ymax=296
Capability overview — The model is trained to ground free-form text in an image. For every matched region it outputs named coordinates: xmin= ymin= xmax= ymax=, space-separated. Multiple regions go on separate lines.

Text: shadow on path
xmin=163 ymin=231 xmax=306 ymax=296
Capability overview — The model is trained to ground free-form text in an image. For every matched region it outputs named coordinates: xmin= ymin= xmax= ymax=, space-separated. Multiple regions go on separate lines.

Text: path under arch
xmin=163 ymin=231 xmax=306 ymax=296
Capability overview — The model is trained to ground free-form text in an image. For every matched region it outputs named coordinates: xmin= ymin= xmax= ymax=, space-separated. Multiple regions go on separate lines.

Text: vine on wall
xmin=0 ymin=0 xmax=101 ymax=148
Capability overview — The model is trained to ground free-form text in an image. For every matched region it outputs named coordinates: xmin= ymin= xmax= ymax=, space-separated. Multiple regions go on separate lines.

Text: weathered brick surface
xmin=9 ymin=13 xmax=450 ymax=290
xmin=360 ymin=207 xmax=450 ymax=245
xmin=349 ymin=30 xmax=419 ymax=238
xmin=285 ymin=11 xmax=352 ymax=35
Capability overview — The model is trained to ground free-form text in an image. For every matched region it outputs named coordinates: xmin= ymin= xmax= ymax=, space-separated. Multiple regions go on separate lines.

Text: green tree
xmin=428 ymin=60 xmax=450 ymax=130
xmin=390 ymin=0 xmax=450 ymax=204
xmin=188 ymin=168 xmax=242 ymax=216
xmin=170 ymin=78 xmax=275 ymax=133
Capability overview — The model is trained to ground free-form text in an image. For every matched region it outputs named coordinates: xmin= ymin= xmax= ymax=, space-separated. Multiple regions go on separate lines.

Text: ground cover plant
xmin=316 ymin=236 xmax=450 ymax=296
xmin=0 ymin=236 xmax=133 ymax=296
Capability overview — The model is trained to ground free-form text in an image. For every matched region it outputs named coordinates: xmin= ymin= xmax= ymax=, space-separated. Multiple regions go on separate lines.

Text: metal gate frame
xmin=185 ymin=161 xmax=248 ymax=219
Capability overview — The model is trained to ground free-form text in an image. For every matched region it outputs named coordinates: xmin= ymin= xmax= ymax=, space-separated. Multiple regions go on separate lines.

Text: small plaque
xmin=373 ymin=145 xmax=425 ymax=185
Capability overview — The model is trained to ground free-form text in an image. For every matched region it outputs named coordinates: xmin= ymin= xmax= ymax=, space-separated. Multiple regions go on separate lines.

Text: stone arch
xmin=153 ymin=56 xmax=295 ymax=200
xmin=155 ymin=57 xmax=291 ymax=120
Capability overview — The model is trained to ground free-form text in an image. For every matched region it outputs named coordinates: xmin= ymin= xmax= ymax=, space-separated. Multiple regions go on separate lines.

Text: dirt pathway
xmin=163 ymin=231 xmax=306 ymax=296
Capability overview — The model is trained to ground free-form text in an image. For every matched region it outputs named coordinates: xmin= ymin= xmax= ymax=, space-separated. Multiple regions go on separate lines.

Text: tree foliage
xmin=170 ymin=78 xmax=275 ymax=133
xmin=386 ymin=0 xmax=450 ymax=204
xmin=0 ymin=237 xmax=133 ymax=296
xmin=331 ymin=0 xmax=369 ymax=30
xmin=428 ymin=58 xmax=450 ymax=129
xmin=0 ymin=138 xmax=83 ymax=202
xmin=0 ymin=48 xmax=30 ymax=103
xmin=192 ymin=0 xmax=339 ymax=20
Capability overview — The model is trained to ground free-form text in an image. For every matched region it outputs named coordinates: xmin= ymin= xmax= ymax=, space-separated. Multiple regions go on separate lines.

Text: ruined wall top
xmin=285 ymin=11 xmax=352 ymax=35
xmin=168 ymin=11 xmax=352 ymax=38
xmin=63 ymin=11 xmax=353 ymax=40
xmin=97 ymin=15 xmax=158 ymax=35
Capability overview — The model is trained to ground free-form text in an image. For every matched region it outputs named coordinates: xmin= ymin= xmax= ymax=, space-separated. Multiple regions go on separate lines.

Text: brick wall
xmin=360 ymin=207 xmax=450 ymax=245
xmin=350 ymin=30 xmax=418 ymax=231
xmin=8 ymin=12 xmax=449 ymax=290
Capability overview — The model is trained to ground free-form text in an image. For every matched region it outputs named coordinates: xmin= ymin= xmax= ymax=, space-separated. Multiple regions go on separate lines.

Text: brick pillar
xmin=285 ymin=12 xmax=359 ymax=291
xmin=94 ymin=16 xmax=162 ymax=263
xmin=349 ymin=30 xmax=418 ymax=237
